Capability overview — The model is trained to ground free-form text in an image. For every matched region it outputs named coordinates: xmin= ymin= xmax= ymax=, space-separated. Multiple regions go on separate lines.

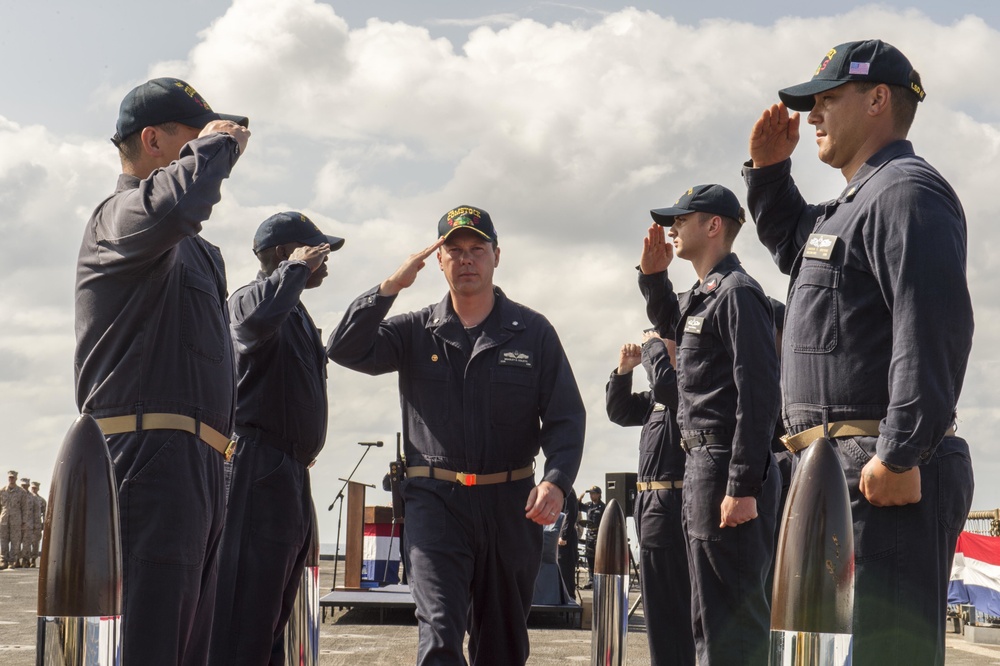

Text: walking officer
xmin=745 ymin=39 xmax=974 ymax=665
xmin=639 ymin=184 xmax=780 ymax=665
xmin=74 ymin=77 xmax=250 ymax=664
xmin=606 ymin=333 xmax=694 ymax=665
xmin=210 ymin=212 xmax=344 ymax=664
xmin=327 ymin=205 xmax=586 ymax=665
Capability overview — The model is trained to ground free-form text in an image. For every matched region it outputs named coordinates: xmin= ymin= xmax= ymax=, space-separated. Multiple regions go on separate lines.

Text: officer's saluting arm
xmin=743 ymin=160 xmax=827 ymax=275
xmin=605 ymin=370 xmax=649 ymax=428
xmin=325 ymin=286 xmax=406 ymax=375
xmin=643 ymin=336 xmax=678 ymax=412
xmin=638 ymin=271 xmax=682 ymax=337
xmin=744 ymin=103 xmax=826 ymax=274
xmin=719 ymin=285 xmax=780 ymax=498
xmin=96 ymin=133 xmax=242 ymax=270
xmin=637 ymin=224 xmax=682 ymax=336
xmin=326 ymin=239 xmax=443 ymax=374
xmin=230 ymin=262 xmax=312 ymax=355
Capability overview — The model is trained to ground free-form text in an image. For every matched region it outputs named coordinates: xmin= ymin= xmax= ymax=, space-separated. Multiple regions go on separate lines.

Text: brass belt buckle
xmin=224 ymin=440 xmax=237 ymax=462
xmin=457 ymin=472 xmax=477 ymax=486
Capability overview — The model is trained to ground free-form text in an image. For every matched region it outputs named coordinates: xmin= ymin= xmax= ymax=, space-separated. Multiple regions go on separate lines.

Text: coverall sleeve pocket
xmin=789 ymin=263 xmax=840 ymax=354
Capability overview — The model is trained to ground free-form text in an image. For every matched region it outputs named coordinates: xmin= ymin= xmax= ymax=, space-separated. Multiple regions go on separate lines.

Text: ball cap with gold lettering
xmin=650 ymin=184 xmax=745 ymax=227
xmin=113 ymin=77 xmax=249 ymax=144
xmin=778 ymin=39 xmax=926 ymax=112
xmin=438 ymin=205 xmax=498 ymax=243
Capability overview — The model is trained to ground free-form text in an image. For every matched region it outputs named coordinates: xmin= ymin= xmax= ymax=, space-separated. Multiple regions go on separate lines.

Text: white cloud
xmin=4 ymin=3 xmax=999 ymax=533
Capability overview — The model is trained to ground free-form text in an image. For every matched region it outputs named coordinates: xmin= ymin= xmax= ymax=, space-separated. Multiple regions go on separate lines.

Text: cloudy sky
xmin=2 ymin=1 xmax=997 ymax=544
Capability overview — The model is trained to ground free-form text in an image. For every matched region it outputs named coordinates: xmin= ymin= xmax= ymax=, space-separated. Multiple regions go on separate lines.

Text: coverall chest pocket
xmin=181 ymin=265 xmax=227 ymax=364
xmin=677 ymin=332 xmax=717 ymax=392
xmin=288 ymin=346 xmax=321 ymax=412
xmin=490 ymin=367 xmax=539 ymax=428
xmin=410 ymin=363 xmax=450 ymax=426
xmin=789 ymin=263 xmax=840 ymax=354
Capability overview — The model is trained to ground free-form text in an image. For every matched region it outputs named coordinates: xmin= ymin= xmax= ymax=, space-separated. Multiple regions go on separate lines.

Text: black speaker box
xmin=604 ymin=472 xmax=637 ymax=516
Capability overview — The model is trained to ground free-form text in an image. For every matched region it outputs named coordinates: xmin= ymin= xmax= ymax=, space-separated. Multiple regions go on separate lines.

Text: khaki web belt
xmin=406 ymin=464 xmax=534 ymax=487
xmin=96 ymin=413 xmax=236 ymax=461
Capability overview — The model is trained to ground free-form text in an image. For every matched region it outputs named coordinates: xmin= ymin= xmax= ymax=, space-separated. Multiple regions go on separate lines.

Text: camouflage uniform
xmin=18 ymin=479 xmax=33 ymax=566
xmin=30 ymin=483 xmax=45 ymax=567
xmin=0 ymin=473 xmax=26 ymax=569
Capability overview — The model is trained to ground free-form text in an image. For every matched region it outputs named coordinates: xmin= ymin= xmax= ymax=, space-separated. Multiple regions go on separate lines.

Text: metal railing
xmin=965 ymin=509 xmax=1000 ymax=537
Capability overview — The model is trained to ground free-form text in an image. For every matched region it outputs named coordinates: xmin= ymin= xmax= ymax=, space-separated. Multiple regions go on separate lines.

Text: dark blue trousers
xmin=831 ymin=435 xmax=973 ymax=666
xmin=683 ymin=447 xmax=778 ymax=666
xmin=110 ymin=429 xmax=225 ymax=666
xmin=404 ymin=476 xmax=542 ymax=666
xmin=636 ymin=489 xmax=694 ymax=666
xmin=209 ymin=432 xmax=314 ymax=666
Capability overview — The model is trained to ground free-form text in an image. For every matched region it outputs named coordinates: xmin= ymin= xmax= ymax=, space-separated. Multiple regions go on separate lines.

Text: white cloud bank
xmin=2 ymin=1 xmax=998 ymax=539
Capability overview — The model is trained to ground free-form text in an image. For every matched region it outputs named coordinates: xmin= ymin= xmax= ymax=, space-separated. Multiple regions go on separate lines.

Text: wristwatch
xmin=880 ymin=460 xmax=912 ymax=474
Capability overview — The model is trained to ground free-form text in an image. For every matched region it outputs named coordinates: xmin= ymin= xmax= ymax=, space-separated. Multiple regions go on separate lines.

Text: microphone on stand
xmin=358 ymin=441 xmax=384 ymax=447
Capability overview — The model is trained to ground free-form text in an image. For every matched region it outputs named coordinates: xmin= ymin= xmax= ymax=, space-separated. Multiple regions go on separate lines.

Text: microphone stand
xmin=328 ymin=441 xmax=382 ymax=590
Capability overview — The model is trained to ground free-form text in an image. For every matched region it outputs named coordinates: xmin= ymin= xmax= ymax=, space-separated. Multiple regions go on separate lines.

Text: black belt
xmin=680 ymin=433 xmax=729 ymax=453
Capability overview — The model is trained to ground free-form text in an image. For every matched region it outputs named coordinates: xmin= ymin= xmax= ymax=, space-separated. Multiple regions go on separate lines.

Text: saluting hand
xmin=749 ymin=103 xmax=799 ymax=168
xmin=379 ymin=238 xmax=446 ymax=297
xmin=288 ymin=243 xmax=330 ymax=273
xmin=617 ymin=343 xmax=642 ymax=375
xmin=201 ymin=119 xmax=251 ymax=154
xmin=640 ymin=224 xmax=672 ymax=275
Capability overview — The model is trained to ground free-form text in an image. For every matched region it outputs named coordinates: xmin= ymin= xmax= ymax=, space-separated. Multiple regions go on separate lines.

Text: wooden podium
xmin=341 ymin=481 xmax=366 ymax=590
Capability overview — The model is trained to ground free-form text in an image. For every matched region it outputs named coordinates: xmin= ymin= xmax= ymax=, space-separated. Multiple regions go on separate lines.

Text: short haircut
xmin=720 ymin=215 xmax=742 ymax=245
xmin=114 ymin=121 xmax=181 ymax=166
xmin=853 ymin=73 xmax=920 ymax=134
xmin=255 ymin=246 xmax=281 ymax=275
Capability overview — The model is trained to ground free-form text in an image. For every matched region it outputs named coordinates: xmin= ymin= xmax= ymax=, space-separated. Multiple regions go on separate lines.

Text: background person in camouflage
xmin=29 ymin=481 xmax=45 ymax=568
xmin=0 ymin=471 xmax=27 ymax=569
xmin=17 ymin=478 xmax=34 ymax=567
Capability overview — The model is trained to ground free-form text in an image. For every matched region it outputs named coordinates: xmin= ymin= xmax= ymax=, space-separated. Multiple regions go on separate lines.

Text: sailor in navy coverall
xmin=327 ymin=205 xmax=585 ymax=666
xmin=210 ymin=212 xmax=344 ymax=665
xmin=639 ymin=184 xmax=780 ymax=665
xmin=605 ymin=333 xmax=694 ymax=666
xmin=745 ymin=40 xmax=974 ymax=665
xmin=74 ymin=78 xmax=249 ymax=665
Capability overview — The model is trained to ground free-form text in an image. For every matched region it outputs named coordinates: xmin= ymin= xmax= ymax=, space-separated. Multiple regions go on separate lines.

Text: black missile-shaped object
xmin=769 ymin=436 xmax=854 ymax=665
xmin=284 ymin=503 xmax=321 ymax=666
xmin=36 ymin=414 xmax=122 ymax=666
xmin=591 ymin=498 xmax=629 ymax=666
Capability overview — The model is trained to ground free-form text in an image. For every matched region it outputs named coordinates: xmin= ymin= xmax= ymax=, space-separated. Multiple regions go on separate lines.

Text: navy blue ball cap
xmin=650 ymin=184 xmax=745 ymax=227
xmin=778 ymin=39 xmax=926 ymax=112
xmin=437 ymin=205 xmax=498 ymax=243
xmin=253 ymin=212 xmax=345 ymax=254
xmin=113 ymin=77 xmax=248 ymax=143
